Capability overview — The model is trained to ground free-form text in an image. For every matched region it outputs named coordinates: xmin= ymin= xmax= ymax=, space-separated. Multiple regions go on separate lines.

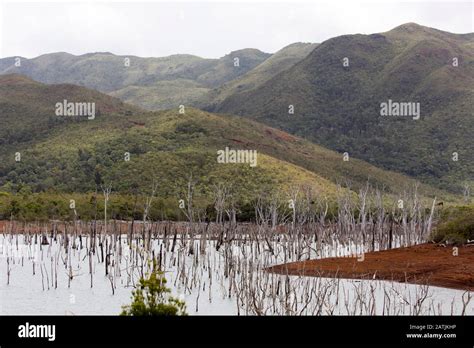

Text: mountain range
xmin=0 ymin=23 xmax=472 ymax=201
xmin=210 ymin=23 xmax=474 ymax=193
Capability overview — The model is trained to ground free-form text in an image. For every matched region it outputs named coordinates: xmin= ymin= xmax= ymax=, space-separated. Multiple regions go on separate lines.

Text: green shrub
xmin=431 ymin=206 xmax=474 ymax=245
xmin=121 ymin=268 xmax=187 ymax=316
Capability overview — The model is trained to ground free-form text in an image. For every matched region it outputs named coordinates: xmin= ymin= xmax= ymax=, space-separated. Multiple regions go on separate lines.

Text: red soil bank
xmin=267 ymin=243 xmax=474 ymax=291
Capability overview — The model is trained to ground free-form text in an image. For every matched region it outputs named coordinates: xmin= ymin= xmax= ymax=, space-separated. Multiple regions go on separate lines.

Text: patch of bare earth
xmin=267 ymin=243 xmax=474 ymax=291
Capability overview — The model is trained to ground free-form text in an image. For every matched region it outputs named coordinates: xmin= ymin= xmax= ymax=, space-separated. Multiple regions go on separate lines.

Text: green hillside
xmin=203 ymin=43 xmax=318 ymax=109
xmin=0 ymin=75 xmax=454 ymax=205
xmin=211 ymin=23 xmax=474 ymax=194
xmin=0 ymin=74 xmax=140 ymax=147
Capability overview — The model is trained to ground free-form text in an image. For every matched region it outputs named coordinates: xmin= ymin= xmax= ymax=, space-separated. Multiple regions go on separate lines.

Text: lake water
xmin=0 ymin=234 xmax=472 ymax=315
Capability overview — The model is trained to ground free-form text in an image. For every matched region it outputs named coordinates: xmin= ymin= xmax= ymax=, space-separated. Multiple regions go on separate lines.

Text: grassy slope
xmin=109 ymin=79 xmax=211 ymax=111
xmin=213 ymin=23 xmax=474 ymax=193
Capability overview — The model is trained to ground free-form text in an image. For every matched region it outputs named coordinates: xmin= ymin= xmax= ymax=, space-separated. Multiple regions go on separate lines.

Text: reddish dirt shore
xmin=267 ymin=244 xmax=474 ymax=291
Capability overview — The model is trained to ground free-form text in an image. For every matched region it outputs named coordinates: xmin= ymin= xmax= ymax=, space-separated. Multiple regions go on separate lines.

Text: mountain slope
xmin=203 ymin=42 xmax=318 ymax=109
xmin=211 ymin=23 xmax=474 ymax=193
xmin=0 ymin=75 xmax=454 ymax=202
xmin=0 ymin=74 xmax=140 ymax=147
xmin=195 ymin=49 xmax=272 ymax=88
xmin=0 ymin=49 xmax=271 ymax=110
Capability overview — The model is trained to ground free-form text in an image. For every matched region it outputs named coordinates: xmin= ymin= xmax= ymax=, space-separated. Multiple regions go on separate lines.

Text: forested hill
xmin=210 ymin=23 xmax=474 ymax=194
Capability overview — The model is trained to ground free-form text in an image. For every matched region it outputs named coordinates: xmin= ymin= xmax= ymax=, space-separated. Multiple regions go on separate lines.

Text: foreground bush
xmin=121 ymin=268 xmax=187 ymax=316
xmin=431 ymin=205 xmax=474 ymax=245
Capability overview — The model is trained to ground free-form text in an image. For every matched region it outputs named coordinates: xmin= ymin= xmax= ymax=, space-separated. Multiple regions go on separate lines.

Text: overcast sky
xmin=0 ymin=0 xmax=472 ymax=58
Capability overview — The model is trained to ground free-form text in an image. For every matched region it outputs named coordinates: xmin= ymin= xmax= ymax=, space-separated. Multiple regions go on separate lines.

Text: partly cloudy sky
xmin=0 ymin=0 xmax=472 ymax=58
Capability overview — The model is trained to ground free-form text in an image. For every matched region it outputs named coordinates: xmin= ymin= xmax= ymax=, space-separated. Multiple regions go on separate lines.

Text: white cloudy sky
xmin=0 ymin=0 xmax=472 ymax=58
